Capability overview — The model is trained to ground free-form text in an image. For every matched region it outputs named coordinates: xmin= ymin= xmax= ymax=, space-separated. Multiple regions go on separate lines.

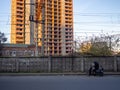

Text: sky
xmin=0 ymin=0 xmax=120 ymax=43
xmin=73 ymin=0 xmax=120 ymax=39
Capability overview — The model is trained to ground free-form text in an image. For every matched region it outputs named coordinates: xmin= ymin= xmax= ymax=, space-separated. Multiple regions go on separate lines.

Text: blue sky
xmin=0 ymin=0 xmax=10 ymax=42
xmin=73 ymin=0 xmax=120 ymax=39
xmin=0 ymin=0 xmax=120 ymax=43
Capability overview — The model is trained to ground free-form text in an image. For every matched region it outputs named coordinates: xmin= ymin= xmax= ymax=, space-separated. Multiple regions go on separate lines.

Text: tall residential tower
xmin=11 ymin=0 xmax=73 ymax=56
xmin=11 ymin=0 xmax=34 ymax=44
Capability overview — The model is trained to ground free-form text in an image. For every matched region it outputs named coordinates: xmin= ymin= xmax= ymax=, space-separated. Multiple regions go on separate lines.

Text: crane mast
xmin=29 ymin=0 xmax=45 ymax=56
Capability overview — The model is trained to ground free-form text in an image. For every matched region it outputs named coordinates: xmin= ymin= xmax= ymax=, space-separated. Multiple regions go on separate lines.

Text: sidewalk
xmin=0 ymin=72 xmax=120 ymax=76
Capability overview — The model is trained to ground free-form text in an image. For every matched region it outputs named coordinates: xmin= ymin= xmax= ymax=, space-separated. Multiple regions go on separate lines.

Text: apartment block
xmin=11 ymin=0 xmax=73 ymax=56
xmin=11 ymin=0 xmax=33 ymax=44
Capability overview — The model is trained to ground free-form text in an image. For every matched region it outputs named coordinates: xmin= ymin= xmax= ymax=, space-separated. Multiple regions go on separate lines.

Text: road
xmin=0 ymin=76 xmax=120 ymax=90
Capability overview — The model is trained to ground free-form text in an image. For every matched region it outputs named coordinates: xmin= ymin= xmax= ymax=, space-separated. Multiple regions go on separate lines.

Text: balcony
xmin=16 ymin=41 xmax=24 ymax=44
xmin=16 ymin=38 xmax=24 ymax=42
xmin=17 ymin=0 xmax=24 ymax=3
xmin=65 ymin=11 xmax=72 ymax=14
xmin=16 ymin=3 xmax=23 ymax=6
xmin=16 ymin=11 xmax=24 ymax=15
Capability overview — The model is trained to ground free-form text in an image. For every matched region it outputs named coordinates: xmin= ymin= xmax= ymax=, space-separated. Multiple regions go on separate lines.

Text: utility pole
xmin=29 ymin=0 xmax=35 ymax=45
xmin=41 ymin=3 xmax=45 ymax=56
xmin=29 ymin=0 xmax=45 ymax=56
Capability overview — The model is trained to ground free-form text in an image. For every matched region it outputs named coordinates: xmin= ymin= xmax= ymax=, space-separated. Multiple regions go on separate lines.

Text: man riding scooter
xmin=89 ymin=61 xmax=104 ymax=76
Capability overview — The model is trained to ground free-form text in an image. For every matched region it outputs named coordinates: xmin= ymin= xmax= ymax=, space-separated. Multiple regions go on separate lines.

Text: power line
xmin=73 ymin=12 xmax=120 ymax=14
xmin=2 ymin=30 xmax=120 ymax=35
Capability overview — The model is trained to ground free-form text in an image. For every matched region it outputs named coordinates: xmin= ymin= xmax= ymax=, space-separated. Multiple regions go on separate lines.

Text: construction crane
xmin=36 ymin=0 xmax=45 ymax=56
xmin=36 ymin=0 xmax=45 ymax=20
xmin=29 ymin=0 xmax=45 ymax=56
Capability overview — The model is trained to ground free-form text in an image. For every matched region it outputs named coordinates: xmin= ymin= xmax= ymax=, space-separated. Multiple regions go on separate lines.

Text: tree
xmin=80 ymin=42 xmax=91 ymax=55
xmin=74 ymin=34 xmax=120 ymax=56
xmin=89 ymin=41 xmax=112 ymax=56
xmin=0 ymin=32 xmax=7 ymax=44
xmin=79 ymin=35 xmax=113 ymax=56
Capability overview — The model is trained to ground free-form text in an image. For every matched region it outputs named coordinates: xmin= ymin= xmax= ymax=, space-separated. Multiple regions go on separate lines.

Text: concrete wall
xmin=0 ymin=56 xmax=120 ymax=72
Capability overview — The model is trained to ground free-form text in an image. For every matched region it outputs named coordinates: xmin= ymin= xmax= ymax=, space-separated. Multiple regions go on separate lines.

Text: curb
xmin=0 ymin=72 xmax=120 ymax=76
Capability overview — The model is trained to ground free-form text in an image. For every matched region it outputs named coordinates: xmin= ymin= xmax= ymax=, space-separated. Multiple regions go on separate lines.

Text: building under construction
xmin=11 ymin=0 xmax=73 ymax=56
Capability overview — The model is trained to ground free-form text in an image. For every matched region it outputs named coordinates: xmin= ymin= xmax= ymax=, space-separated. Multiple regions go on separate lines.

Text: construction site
xmin=11 ymin=0 xmax=73 ymax=56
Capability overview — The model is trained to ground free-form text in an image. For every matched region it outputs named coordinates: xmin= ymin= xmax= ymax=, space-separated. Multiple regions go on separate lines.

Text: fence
xmin=0 ymin=56 xmax=120 ymax=73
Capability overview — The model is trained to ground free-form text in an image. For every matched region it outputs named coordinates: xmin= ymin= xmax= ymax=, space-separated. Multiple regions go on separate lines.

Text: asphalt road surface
xmin=0 ymin=76 xmax=120 ymax=90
